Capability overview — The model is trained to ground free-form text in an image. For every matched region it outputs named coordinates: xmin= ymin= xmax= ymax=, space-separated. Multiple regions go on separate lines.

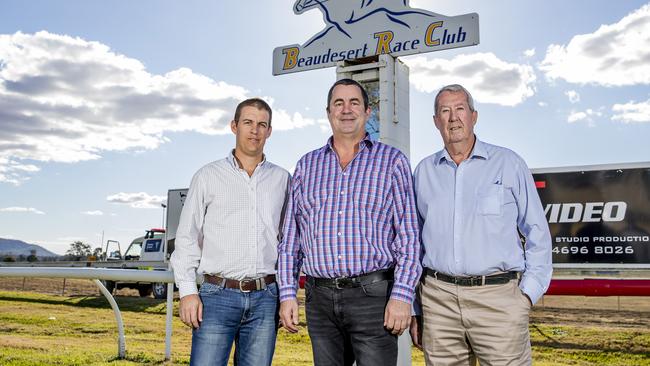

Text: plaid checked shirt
xmin=278 ymin=135 xmax=421 ymax=303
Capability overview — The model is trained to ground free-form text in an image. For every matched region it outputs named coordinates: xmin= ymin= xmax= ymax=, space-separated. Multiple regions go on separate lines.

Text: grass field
xmin=0 ymin=278 xmax=649 ymax=365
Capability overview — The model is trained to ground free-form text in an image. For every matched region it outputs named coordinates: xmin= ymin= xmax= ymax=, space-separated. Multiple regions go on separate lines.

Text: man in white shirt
xmin=170 ymin=98 xmax=290 ymax=366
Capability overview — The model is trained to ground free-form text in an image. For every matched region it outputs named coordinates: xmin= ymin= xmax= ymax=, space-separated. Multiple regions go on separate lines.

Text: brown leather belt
xmin=424 ymin=268 xmax=519 ymax=286
xmin=203 ymin=274 xmax=276 ymax=292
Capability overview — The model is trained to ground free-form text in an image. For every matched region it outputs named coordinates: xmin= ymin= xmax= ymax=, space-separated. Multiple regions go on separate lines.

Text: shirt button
xmin=338 ymin=255 xmax=342 ymax=259
xmin=337 ymin=232 xmax=342 ymax=236
xmin=338 ymin=211 xmax=343 ymax=215
xmin=340 ymin=190 xmax=345 ymax=195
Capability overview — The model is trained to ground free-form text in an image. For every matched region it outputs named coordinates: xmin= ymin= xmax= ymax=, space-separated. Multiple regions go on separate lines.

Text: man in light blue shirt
xmin=410 ymin=84 xmax=552 ymax=365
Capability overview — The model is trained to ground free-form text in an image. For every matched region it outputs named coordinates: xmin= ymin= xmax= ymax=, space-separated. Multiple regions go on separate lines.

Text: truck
xmin=99 ymin=228 xmax=171 ymax=298
xmin=98 ymin=188 xmax=188 ymax=299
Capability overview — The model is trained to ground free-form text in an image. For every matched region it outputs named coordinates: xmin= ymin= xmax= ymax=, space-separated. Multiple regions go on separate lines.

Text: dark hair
xmin=233 ymin=98 xmax=273 ymax=126
xmin=326 ymin=78 xmax=369 ymax=112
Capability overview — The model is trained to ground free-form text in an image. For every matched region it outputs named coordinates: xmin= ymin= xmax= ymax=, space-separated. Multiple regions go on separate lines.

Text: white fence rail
xmin=1 ymin=267 xmax=414 ymax=365
xmin=0 ymin=267 xmax=175 ymax=360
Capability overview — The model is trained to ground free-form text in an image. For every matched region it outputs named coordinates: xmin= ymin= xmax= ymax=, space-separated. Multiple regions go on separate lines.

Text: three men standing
xmin=171 ymin=98 xmax=290 ymax=366
xmin=411 ymin=84 xmax=552 ymax=365
xmin=171 ymin=82 xmax=551 ymax=366
xmin=278 ymin=78 xmax=421 ymax=366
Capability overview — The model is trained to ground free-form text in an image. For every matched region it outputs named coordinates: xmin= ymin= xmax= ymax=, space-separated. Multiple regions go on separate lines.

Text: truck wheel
xmin=152 ymin=282 xmax=168 ymax=299
xmin=138 ymin=285 xmax=153 ymax=297
xmin=100 ymin=280 xmax=116 ymax=294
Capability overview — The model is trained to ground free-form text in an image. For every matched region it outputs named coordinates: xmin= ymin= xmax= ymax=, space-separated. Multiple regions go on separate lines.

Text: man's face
xmin=434 ymin=91 xmax=478 ymax=146
xmin=231 ymin=106 xmax=272 ymax=157
xmin=327 ymin=84 xmax=370 ymax=139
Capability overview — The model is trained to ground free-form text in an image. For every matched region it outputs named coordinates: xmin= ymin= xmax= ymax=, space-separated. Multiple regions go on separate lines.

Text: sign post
xmin=273 ymin=2 xmax=480 ymax=364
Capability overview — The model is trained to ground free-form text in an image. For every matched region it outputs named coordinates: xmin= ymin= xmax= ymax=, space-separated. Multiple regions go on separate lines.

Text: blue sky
xmin=1 ymin=0 xmax=649 ymax=255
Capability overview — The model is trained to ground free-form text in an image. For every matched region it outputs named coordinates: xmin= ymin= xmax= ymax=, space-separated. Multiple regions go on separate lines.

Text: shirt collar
xmin=324 ymin=133 xmax=375 ymax=154
xmin=435 ymin=135 xmax=488 ymax=165
xmin=470 ymin=138 xmax=489 ymax=160
xmin=228 ymin=149 xmax=266 ymax=170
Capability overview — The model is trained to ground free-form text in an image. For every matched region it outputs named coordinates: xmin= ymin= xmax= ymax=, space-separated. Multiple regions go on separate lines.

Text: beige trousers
xmin=419 ymin=276 xmax=532 ymax=366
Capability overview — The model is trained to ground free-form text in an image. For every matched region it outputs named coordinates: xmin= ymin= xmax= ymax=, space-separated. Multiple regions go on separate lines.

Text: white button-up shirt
xmin=171 ymin=152 xmax=290 ymax=297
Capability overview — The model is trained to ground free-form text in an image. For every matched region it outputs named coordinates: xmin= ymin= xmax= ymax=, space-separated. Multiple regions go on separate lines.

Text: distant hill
xmin=0 ymin=238 xmax=59 ymax=258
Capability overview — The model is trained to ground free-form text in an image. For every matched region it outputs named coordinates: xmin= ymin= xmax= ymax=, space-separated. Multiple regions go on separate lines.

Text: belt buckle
xmin=333 ymin=277 xmax=347 ymax=289
xmin=239 ymin=280 xmax=251 ymax=293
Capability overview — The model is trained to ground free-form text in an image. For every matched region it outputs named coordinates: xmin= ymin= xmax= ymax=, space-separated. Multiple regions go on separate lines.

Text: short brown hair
xmin=233 ymin=98 xmax=272 ymax=126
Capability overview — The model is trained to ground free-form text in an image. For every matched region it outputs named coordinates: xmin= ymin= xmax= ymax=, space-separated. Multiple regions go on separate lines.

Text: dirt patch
xmin=531 ymin=295 xmax=650 ymax=330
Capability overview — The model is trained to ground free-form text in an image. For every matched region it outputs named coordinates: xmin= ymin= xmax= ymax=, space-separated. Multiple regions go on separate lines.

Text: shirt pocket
xmin=476 ymin=183 xmax=504 ymax=216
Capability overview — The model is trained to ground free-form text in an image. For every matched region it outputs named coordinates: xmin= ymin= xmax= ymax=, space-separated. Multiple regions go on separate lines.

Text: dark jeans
xmin=305 ymin=277 xmax=397 ymax=366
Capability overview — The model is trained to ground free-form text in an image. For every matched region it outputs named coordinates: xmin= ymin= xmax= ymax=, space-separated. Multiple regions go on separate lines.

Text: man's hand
xmin=279 ymin=299 xmax=300 ymax=333
xmin=179 ymin=294 xmax=202 ymax=329
xmin=409 ymin=315 xmax=423 ymax=350
xmin=384 ymin=299 xmax=411 ymax=335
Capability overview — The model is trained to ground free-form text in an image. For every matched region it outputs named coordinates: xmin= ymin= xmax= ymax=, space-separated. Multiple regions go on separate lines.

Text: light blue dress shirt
xmin=414 ymin=137 xmax=552 ymax=304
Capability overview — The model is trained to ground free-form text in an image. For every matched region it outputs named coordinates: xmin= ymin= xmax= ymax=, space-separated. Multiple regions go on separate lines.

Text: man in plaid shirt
xmin=278 ymin=78 xmax=421 ymax=366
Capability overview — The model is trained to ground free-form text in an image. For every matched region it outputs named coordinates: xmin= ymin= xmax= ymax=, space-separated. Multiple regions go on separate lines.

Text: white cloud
xmin=567 ymin=112 xmax=587 ymax=123
xmin=106 ymin=192 xmax=166 ymax=209
xmin=0 ymin=157 xmax=40 ymax=185
xmin=523 ymin=48 xmax=536 ymax=58
xmin=565 ymin=90 xmax=580 ymax=104
xmin=0 ymin=206 xmax=45 ymax=214
xmin=612 ymin=99 xmax=650 ymax=123
xmin=0 ymin=31 xmax=314 ymax=184
xmin=273 ymin=110 xmax=319 ymax=131
xmin=405 ymin=52 xmax=536 ymax=106
xmin=567 ymin=108 xmax=602 ymax=124
xmin=81 ymin=210 xmax=104 ymax=216
xmin=538 ymin=101 xmax=548 ymax=107
xmin=539 ymin=4 xmax=650 ymax=86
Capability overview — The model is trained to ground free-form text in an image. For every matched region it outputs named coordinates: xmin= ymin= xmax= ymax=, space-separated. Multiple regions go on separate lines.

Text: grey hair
xmin=434 ymin=84 xmax=476 ymax=115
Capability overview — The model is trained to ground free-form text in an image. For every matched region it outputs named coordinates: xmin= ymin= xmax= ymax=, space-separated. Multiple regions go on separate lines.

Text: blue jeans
xmin=190 ymin=281 xmax=279 ymax=366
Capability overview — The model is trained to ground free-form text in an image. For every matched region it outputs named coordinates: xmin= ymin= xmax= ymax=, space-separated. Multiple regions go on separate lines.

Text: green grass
xmin=0 ymin=290 xmax=648 ymax=365
xmin=530 ymin=323 xmax=650 ymax=366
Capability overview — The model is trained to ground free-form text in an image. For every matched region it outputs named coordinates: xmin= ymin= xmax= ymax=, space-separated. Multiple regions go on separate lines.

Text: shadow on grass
xmin=0 ymin=292 xmax=170 ymax=313
xmin=106 ymin=352 xmax=189 ymax=365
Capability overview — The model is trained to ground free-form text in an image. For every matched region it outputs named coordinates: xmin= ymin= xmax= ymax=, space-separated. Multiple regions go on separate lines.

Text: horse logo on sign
xmin=273 ymin=0 xmax=479 ymax=75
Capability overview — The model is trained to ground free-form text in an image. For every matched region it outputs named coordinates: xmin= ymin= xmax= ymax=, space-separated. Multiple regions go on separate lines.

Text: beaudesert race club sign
xmin=273 ymin=0 xmax=479 ymax=75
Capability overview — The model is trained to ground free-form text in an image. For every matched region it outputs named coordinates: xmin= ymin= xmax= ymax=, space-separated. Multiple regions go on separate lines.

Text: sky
xmin=0 ymin=0 xmax=649 ymax=255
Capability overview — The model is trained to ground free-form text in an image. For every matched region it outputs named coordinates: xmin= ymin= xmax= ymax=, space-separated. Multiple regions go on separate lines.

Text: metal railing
xmin=0 ymin=267 xmax=175 ymax=360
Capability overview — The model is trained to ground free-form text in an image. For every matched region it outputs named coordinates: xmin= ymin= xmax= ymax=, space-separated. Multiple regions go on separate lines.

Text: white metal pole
xmin=93 ymin=279 xmax=126 ymax=359
xmin=165 ymin=263 xmax=174 ymax=360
